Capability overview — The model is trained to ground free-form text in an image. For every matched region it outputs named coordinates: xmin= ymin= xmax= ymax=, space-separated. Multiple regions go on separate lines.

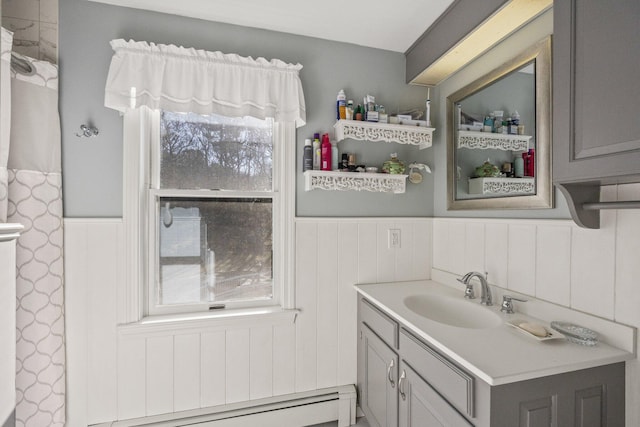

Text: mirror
xmin=447 ymin=36 xmax=552 ymax=210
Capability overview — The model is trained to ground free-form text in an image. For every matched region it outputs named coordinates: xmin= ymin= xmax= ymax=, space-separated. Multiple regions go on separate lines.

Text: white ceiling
xmin=87 ymin=0 xmax=456 ymax=52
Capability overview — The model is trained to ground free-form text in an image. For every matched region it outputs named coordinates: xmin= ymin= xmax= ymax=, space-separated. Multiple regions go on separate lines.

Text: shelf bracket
xmin=557 ymin=183 xmax=601 ymax=229
xmin=558 ymin=183 xmax=640 ymax=229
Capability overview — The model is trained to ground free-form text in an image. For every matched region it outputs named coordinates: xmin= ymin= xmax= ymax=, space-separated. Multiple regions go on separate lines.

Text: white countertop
xmin=355 ymin=280 xmax=634 ymax=386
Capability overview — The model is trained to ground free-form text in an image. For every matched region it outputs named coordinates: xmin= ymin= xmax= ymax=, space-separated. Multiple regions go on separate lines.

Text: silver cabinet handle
xmin=387 ymin=359 xmax=396 ymax=388
xmin=398 ymin=370 xmax=407 ymax=400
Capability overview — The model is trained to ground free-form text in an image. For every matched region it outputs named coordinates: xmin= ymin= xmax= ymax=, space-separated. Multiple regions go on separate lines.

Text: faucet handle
xmin=462 ymin=283 xmax=475 ymax=299
xmin=501 ymin=295 xmax=527 ymax=314
xmin=456 ymin=277 xmax=476 ymax=299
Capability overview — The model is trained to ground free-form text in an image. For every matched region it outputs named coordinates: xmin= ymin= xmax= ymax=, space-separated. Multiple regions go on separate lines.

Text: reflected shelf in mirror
xmin=457 ymin=131 xmax=532 ymax=151
xmin=468 ymin=177 xmax=535 ymax=196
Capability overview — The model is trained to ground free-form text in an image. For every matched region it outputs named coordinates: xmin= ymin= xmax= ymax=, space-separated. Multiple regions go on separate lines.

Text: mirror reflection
xmin=447 ymin=36 xmax=553 ymax=211
xmin=455 ymin=62 xmax=536 ymax=200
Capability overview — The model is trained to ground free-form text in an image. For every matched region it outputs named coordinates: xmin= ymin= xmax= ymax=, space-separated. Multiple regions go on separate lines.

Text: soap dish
xmin=550 ymin=321 xmax=598 ymax=346
xmin=506 ymin=320 xmax=564 ymax=342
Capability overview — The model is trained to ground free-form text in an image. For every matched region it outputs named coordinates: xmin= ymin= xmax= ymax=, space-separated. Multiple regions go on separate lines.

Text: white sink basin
xmin=404 ymin=294 xmax=502 ymax=329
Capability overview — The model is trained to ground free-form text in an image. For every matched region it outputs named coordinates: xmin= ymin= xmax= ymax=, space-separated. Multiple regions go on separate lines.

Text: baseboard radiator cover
xmin=91 ymin=385 xmax=357 ymax=427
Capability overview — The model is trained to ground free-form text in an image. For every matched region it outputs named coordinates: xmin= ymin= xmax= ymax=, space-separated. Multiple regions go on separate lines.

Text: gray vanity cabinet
xmin=553 ymin=0 xmax=640 ymax=227
xmin=357 ymin=295 xmax=625 ymax=427
xmin=359 ymin=324 xmax=398 ymax=427
xmin=358 ymin=296 xmax=471 ymax=427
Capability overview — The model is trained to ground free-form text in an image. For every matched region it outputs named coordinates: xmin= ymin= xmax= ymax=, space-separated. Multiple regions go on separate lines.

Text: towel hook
xmin=76 ymin=124 xmax=99 ymax=138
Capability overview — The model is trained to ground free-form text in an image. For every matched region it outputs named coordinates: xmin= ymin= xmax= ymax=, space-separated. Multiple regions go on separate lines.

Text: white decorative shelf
xmin=304 ymin=171 xmax=408 ymax=194
xmin=334 ymin=120 xmax=434 ymax=148
xmin=457 ymin=131 xmax=532 ymax=151
xmin=468 ymin=177 xmax=535 ymax=195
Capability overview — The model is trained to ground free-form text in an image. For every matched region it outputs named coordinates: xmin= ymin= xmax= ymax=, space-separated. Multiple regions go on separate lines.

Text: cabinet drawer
xmin=360 ymin=298 xmax=398 ymax=349
xmin=400 ymin=329 xmax=474 ymax=417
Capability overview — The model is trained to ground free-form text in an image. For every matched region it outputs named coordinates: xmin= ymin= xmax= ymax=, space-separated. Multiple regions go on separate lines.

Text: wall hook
xmin=408 ymin=163 xmax=432 ymax=184
xmin=76 ymin=124 xmax=99 ymax=138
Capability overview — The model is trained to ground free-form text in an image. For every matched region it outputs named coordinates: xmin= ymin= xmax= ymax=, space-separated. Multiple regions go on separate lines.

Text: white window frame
xmin=121 ymin=107 xmax=295 ymax=323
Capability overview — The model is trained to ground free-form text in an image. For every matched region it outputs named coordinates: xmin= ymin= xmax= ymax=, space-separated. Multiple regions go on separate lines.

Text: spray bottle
xmin=303 ymin=139 xmax=313 ymax=171
xmin=321 ymin=133 xmax=332 ymax=171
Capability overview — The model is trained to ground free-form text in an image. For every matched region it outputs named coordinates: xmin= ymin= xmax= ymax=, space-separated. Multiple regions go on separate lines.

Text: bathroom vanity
xmin=356 ymin=281 xmax=630 ymax=427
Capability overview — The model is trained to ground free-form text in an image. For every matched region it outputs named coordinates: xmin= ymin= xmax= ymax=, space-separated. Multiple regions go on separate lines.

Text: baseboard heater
xmin=93 ymin=385 xmax=357 ymax=427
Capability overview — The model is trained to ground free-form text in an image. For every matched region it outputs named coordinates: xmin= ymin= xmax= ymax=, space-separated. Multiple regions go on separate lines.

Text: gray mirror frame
xmin=447 ymin=36 xmax=553 ymax=210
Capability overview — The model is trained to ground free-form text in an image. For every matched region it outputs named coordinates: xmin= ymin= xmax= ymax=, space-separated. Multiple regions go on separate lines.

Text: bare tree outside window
xmin=160 ymin=111 xmax=272 ymax=191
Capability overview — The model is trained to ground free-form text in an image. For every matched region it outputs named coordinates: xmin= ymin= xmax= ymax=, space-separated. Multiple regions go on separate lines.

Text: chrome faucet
xmin=457 ymin=272 xmax=492 ymax=306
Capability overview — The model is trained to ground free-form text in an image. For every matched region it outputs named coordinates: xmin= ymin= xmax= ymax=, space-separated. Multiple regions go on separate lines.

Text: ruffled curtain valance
xmin=104 ymin=39 xmax=306 ymax=127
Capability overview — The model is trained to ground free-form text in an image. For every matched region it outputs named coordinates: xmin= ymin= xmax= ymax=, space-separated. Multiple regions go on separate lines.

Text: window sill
xmin=118 ymin=306 xmax=298 ymax=337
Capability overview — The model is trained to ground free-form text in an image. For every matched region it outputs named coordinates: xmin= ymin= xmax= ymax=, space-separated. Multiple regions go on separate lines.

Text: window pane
xmin=160 ymin=111 xmax=273 ymax=191
xmin=157 ymin=197 xmax=273 ymax=306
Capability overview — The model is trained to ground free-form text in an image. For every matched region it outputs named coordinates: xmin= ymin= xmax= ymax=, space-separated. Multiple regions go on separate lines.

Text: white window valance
xmin=104 ymin=39 xmax=306 ymax=127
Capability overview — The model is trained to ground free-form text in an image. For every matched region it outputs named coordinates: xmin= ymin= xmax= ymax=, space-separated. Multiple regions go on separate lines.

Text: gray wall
xmin=432 ymin=8 xmax=571 ymax=218
xmin=59 ymin=0 xmax=433 ymax=218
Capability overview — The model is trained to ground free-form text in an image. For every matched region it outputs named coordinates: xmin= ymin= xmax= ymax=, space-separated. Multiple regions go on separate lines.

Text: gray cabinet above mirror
xmin=553 ymin=0 xmax=640 ymax=229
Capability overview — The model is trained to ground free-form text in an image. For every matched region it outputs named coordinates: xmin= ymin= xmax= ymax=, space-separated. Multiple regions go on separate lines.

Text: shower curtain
xmin=0 ymin=28 xmax=11 ymax=221
xmin=5 ymin=43 xmax=66 ymax=426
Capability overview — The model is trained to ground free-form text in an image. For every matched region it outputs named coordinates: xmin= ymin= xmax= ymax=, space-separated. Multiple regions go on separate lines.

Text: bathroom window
xmin=143 ymin=111 xmax=291 ymax=316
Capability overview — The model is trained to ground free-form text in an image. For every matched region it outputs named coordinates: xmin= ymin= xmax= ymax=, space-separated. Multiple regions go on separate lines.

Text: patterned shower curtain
xmin=6 ymin=51 xmax=65 ymax=426
xmin=0 ymin=28 xmax=11 ymax=221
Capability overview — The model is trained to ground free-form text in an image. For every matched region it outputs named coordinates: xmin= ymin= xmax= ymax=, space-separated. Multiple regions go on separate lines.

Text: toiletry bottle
xmin=303 ymin=138 xmax=313 ymax=171
xmin=528 ymin=149 xmax=535 ymax=177
xmin=510 ymin=111 xmax=520 ymax=135
xmin=348 ymin=153 xmax=356 ymax=171
xmin=522 ymin=152 xmax=530 ymax=176
xmin=346 ymin=100 xmax=354 ymax=120
xmin=331 ymin=140 xmax=339 ymax=171
xmin=312 ymin=133 xmax=321 ymax=170
xmin=321 ymin=133 xmax=332 ymax=171
xmin=378 ymin=105 xmax=388 ymax=123
xmin=514 ymin=155 xmax=524 ymax=178
xmin=511 ymin=110 xmax=520 ymax=125
xmin=337 ymin=90 xmax=346 ymax=120
xmin=483 ymin=115 xmax=494 ymax=133
xmin=340 ymin=153 xmax=348 ymax=170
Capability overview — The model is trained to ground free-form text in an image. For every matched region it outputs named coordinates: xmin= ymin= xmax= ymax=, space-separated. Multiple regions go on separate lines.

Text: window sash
xmin=145 ymin=111 xmax=283 ymax=317
xmin=120 ymin=108 xmax=294 ymax=323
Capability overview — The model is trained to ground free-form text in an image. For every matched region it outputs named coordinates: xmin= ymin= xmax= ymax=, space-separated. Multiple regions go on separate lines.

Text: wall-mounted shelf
xmin=334 ymin=120 xmax=434 ymax=148
xmin=457 ymin=130 xmax=531 ymax=151
xmin=468 ymin=177 xmax=535 ymax=195
xmin=304 ymin=171 xmax=407 ymax=194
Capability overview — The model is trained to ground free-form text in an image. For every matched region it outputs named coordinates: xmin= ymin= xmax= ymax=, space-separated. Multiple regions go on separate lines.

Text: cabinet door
xmin=360 ymin=324 xmax=398 ymax=427
xmin=398 ymin=362 xmax=473 ymax=427
xmin=490 ymin=363 xmax=625 ymax=427
xmin=553 ymin=0 xmax=640 ymax=184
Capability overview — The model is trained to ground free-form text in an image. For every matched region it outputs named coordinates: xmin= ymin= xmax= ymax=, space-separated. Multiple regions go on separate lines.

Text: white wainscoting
xmin=64 ymin=217 xmax=432 ymax=425
xmin=431 ymin=183 xmax=640 ymax=427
